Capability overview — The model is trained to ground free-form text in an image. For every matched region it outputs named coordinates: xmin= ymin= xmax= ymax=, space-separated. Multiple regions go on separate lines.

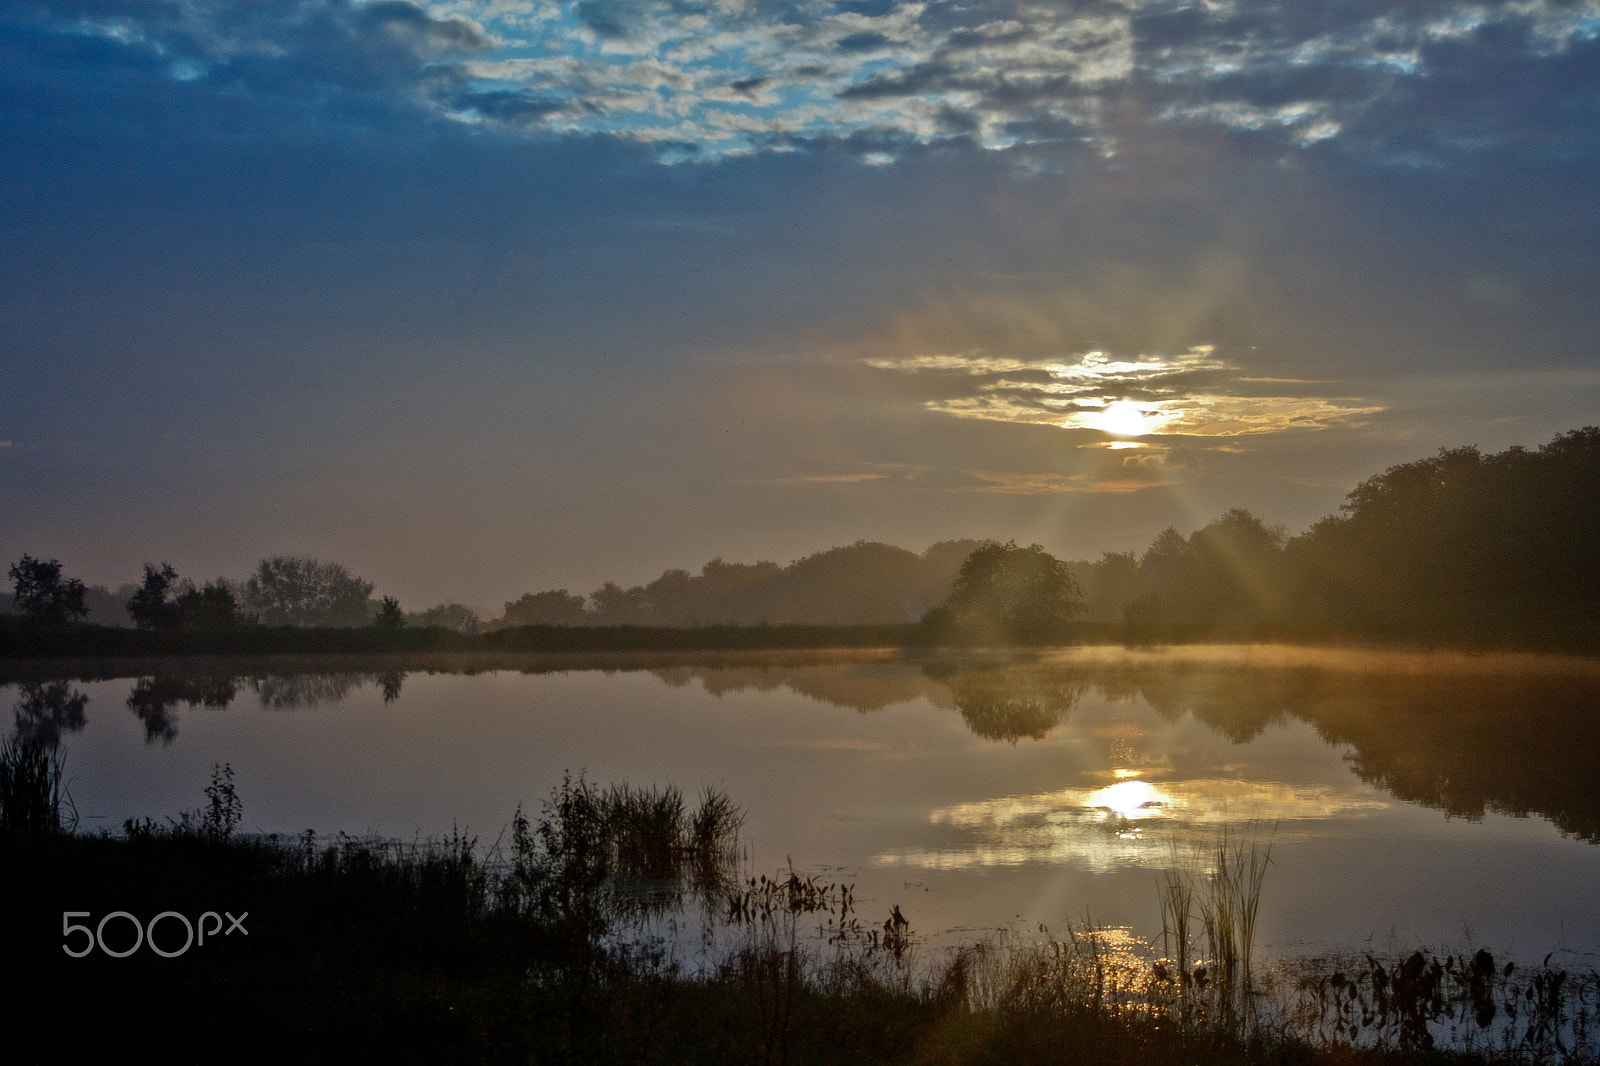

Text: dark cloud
xmin=835 ymin=59 xmax=958 ymax=100
xmin=833 ymin=31 xmax=893 ymax=53
xmin=573 ymin=0 xmax=645 ymax=39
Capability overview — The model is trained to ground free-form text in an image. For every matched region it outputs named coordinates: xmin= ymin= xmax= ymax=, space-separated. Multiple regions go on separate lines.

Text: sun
xmin=1088 ymin=779 xmax=1161 ymax=818
xmin=1093 ymin=400 xmax=1155 ymax=437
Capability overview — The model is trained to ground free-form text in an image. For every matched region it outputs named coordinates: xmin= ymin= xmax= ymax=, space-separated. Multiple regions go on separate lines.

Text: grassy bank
xmin=4 ymin=749 xmax=1594 ymax=1064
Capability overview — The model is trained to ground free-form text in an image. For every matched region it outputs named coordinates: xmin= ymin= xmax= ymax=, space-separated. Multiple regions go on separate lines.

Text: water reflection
xmin=4 ymin=648 xmax=1599 ymax=847
xmin=889 ymin=778 xmax=1390 ymax=872
xmin=12 ymin=681 xmax=89 ymax=747
xmin=935 ymin=663 xmax=1085 ymax=742
xmin=1089 ymin=779 xmax=1162 ymax=819
xmin=377 ymin=671 xmax=404 ymax=703
xmin=20 ymin=670 xmax=409 ymax=745
xmin=127 ymin=675 xmax=237 ymax=744
xmin=251 ymin=673 xmax=364 ymax=709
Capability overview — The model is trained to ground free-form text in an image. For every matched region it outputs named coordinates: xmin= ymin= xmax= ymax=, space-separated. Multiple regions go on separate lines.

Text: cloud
xmin=868 ymin=346 xmax=1384 ymax=439
xmin=968 ymin=471 xmax=1173 ymax=495
xmin=760 ymin=471 xmax=893 ymax=484
xmin=6 ymin=0 xmax=1595 ymax=162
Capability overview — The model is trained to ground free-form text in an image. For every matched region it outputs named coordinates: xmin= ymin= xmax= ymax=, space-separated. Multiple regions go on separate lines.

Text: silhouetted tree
xmin=372 ymin=595 xmax=405 ymax=628
xmin=7 ymin=555 xmax=88 ymax=626
xmin=589 ymin=581 xmax=652 ymax=623
xmin=1125 ymin=511 xmax=1287 ymax=629
xmin=244 ymin=556 xmax=375 ymax=626
xmin=80 ymin=583 xmax=132 ymax=627
xmin=570 ymin=541 xmax=993 ymax=628
xmin=407 ymin=603 xmax=481 ymax=634
xmin=1187 ymin=509 xmax=1288 ymax=624
xmin=932 ymin=542 xmax=1085 ymax=642
xmin=500 ymin=589 xmax=588 ymax=627
xmin=1078 ymin=550 xmax=1141 ymax=623
xmin=1287 ymin=427 xmax=1600 ymax=635
xmin=174 ymin=581 xmax=247 ymax=628
xmin=127 ymin=563 xmax=182 ymax=630
xmin=128 ymin=564 xmax=246 ymax=629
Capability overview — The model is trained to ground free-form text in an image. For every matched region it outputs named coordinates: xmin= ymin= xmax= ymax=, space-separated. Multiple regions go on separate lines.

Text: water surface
xmin=9 ymin=645 xmax=1600 ymax=962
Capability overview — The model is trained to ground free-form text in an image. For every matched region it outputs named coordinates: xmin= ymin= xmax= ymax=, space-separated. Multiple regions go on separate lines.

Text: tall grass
xmin=1199 ymin=824 xmax=1274 ymax=1000
xmin=0 ymin=734 xmax=71 ymax=833
xmin=1157 ymin=843 xmax=1198 ymax=1003
xmin=504 ymin=773 xmax=746 ymax=926
xmin=11 ymin=758 xmax=1598 ymax=1063
xmin=1153 ymin=823 xmax=1275 ymax=1028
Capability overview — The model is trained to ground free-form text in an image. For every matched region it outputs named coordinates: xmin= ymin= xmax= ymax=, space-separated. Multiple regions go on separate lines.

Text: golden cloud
xmin=869 ymin=346 xmax=1383 ymax=438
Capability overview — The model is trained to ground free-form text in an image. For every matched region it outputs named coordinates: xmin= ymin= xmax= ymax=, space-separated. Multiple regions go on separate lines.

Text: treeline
xmin=503 ymin=540 xmax=986 ymax=628
xmin=5 ymin=554 xmax=487 ymax=634
xmin=1105 ymin=427 xmax=1600 ymax=643
xmin=7 ymin=428 xmax=1599 ymax=648
xmin=500 ymin=426 xmax=1600 ymax=644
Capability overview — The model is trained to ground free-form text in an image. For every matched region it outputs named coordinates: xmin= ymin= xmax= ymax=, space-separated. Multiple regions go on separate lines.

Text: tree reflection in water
xmin=11 ymin=681 xmax=89 ymax=747
xmin=645 ymin=652 xmax=1600 ymax=843
xmin=7 ymin=649 xmax=1599 ymax=842
xmin=127 ymin=675 xmax=237 ymax=744
xmin=931 ymin=663 xmax=1085 ymax=742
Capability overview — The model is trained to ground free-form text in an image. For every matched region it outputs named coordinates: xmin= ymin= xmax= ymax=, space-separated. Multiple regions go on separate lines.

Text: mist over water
xmin=8 ymin=646 xmax=1600 ymax=963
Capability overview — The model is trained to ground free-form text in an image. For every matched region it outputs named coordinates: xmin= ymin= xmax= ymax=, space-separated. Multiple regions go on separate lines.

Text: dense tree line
xmin=504 ymin=540 xmax=989 ymax=629
xmin=7 ymin=428 xmax=1598 ymax=645
xmin=4 ymin=555 xmax=391 ymax=631
xmin=1098 ymin=427 xmax=1600 ymax=640
xmin=1291 ymin=428 xmax=1600 ymax=633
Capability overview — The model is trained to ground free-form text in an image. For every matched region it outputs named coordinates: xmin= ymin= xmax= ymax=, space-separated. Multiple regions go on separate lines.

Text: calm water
xmin=8 ymin=645 xmax=1600 ymax=963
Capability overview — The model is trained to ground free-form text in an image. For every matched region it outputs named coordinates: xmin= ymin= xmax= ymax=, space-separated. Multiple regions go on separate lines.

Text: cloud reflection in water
xmin=876 ymin=777 xmax=1388 ymax=873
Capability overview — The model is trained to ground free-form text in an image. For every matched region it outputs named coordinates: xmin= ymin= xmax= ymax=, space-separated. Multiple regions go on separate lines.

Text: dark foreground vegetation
xmin=4 ymin=740 xmax=1596 ymax=1065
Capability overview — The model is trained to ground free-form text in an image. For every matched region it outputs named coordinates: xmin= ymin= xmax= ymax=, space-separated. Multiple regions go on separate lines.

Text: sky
xmin=2 ymin=0 xmax=1597 ymax=609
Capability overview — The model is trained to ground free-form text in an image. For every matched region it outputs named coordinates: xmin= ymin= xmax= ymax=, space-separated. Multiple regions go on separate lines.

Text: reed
xmin=1157 ymin=843 xmax=1198 ymax=996
xmin=0 ymin=734 xmax=71 ymax=833
xmin=1153 ymin=822 xmax=1275 ymax=1030
xmin=8 ymin=764 xmax=1594 ymax=1064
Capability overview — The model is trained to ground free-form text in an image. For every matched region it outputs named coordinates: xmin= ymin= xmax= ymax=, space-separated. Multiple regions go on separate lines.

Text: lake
xmin=8 ymin=644 xmax=1600 ymax=966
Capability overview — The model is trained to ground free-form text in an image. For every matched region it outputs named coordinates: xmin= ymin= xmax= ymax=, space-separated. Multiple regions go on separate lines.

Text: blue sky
xmin=3 ymin=0 xmax=1598 ymax=607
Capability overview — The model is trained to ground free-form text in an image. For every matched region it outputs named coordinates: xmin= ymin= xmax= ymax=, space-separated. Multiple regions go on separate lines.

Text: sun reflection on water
xmin=1088 ymin=779 xmax=1163 ymax=819
xmin=874 ymin=776 xmax=1388 ymax=872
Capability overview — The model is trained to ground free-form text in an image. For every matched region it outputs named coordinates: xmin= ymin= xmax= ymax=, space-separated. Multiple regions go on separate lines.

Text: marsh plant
xmin=502 ymin=773 xmax=746 ymax=930
xmin=14 ymin=754 xmax=1600 ymax=1064
xmin=937 ymin=921 xmax=1162 ymax=1023
xmin=0 ymin=733 xmax=72 ymax=833
xmin=1154 ymin=823 xmax=1275 ymax=1024
xmin=1287 ymin=947 xmax=1600 ymax=1058
xmin=203 ymin=762 xmax=243 ymax=839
